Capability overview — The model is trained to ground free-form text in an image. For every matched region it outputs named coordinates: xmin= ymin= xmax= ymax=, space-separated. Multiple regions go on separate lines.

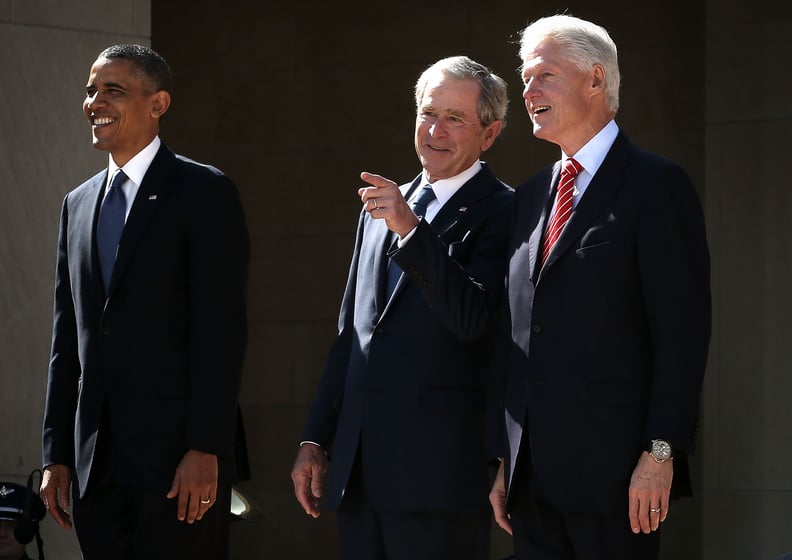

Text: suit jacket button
xmin=102 ymin=326 xmax=111 ymax=335
xmin=532 ymin=324 xmax=542 ymax=334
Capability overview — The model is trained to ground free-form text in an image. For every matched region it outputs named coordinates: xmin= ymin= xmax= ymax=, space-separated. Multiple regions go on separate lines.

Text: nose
xmin=428 ymin=117 xmax=448 ymax=137
xmin=522 ymin=79 xmax=539 ymax=101
xmin=85 ymin=90 xmax=104 ymax=110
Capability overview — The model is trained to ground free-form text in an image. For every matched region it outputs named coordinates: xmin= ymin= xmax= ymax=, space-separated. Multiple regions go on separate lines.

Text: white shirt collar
xmin=561 ymin=119 xmax=619 ymax=178
xmin=105 ymin=136 xmax=161 ymax=220
xmin=556 ymin=120 xmax=619 ymax=206
xmin=417 ymin=160 xmax=482 ymax=207
xmin=107 ymin=135 xmax=161 ymax=190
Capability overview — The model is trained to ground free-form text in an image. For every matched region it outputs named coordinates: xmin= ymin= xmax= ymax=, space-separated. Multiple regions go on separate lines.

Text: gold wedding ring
xmin=200 ymin=498 xmax=211 ymax=504
xmin=650 ymin=507 xmax=661 ymax=513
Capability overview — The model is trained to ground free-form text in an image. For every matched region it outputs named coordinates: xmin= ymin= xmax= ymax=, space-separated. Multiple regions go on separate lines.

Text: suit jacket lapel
xmin=83 ymin=171 xmax=109 ymax=299
xmin=373 ymin=222 xmax=397 ymax=313
xmin=379 ymin=176 xmax=421 ymax=310
xmin=531 ymin=162 xmax=561 ymax=280
xmin=430 ymin=165 xmax=498 ymax=237
xmin=540 ymin=132 xmax=630 ymax=274
xmin=107 ymin=144 xmax=175 ymax=295
xmin=381 ymin=165 xmax=500 ymax=314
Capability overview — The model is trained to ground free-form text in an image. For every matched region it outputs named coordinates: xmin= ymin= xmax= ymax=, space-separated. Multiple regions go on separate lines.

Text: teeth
xmin=534 ymin=106 xmax=550 ymax=115
xmin=94 ymin=116 xmax=115 ymax=125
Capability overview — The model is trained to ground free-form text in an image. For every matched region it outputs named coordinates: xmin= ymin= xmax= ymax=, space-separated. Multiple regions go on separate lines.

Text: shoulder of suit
xmin=66 ymin=169 xmax=106 ymax=203
xmin=465 ymin=165 xmax=513 ymax=200
xmin=173 ymin=153 xmax=228 ymax=179
xmin=159 ymin=152 xmax=240 ymax=197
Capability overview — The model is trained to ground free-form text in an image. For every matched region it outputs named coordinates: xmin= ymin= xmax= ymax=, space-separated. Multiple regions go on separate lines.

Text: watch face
xmin=652 ymin=440 xmax=672 ymax=460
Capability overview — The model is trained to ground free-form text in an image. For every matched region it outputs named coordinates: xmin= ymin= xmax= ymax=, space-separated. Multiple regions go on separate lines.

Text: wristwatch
xmin=646 ymin=439 xmax=673 ymax=463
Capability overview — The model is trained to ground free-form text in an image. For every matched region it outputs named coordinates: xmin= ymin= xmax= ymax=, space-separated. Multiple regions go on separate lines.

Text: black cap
xmin=0 ymin=481 xmax=45 ymax=523
xmin=0 ymin=482 xmax=27 ymax=520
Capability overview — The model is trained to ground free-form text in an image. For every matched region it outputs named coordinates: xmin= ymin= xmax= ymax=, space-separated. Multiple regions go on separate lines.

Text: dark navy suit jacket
xmin=502 ymin=131 xmax=711 ymax=514
xmin=302 ymin=164 xmax=512 ymax=512
xmin=42 ymin=143 xmax=249 ymax=497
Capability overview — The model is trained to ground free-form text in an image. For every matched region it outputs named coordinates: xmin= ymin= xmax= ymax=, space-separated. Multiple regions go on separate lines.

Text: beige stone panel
xmin=241 ymin=322 xmax=294 ymax=407
xmin=229 ymin=447 xmax=339 ymax=557
xmin=0 ymin=24 xmax=153 ymax=475
xmin=659 ymin=495 xmax=703 ymax=559
xmin=247 ymin=232 xmax=355 ymax=325
xmin=226 ymin=149 xmax=363 ymax=240
xmin=11 ymin=0 xmax=146 ymax=36
xmin=37 ymin=514 xmax=82 ymax=560
xmin=702 ymin=120 xmax=792 ymax=490
xmin=242 ymin=318 xmax=336 ymax=408
xmin=135 ymin=0 xmax=150 ymax=37
xmin=706 ymin=11 xmax=792 ymax=123
xmin=701 ymin=490 xmax=792 ymax=559
xmin=0 ymin=300 xmax=51 ymax=470
xmin=292 ymin=319 xmax=339 ymax=406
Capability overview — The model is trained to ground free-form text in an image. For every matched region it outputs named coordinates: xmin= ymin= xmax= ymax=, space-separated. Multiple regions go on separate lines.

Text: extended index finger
xmin=360 ymin=171 xmax=397 ymax=189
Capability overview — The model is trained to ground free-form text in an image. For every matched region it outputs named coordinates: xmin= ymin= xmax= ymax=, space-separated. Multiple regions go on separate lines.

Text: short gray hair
xmin=414 ymin=56 xmax=509 ymax=127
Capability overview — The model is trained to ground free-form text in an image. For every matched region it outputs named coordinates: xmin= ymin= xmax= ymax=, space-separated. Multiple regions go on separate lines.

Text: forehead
xmin=87 ymin=57 xmax=146 ymax=87
xmin=419 ymin=76 xmax=481 ymax=111
xmin=521 ymin=39 xmax=579 ymax=76
xmin=522 ymin=39 xmax=557 ymax=67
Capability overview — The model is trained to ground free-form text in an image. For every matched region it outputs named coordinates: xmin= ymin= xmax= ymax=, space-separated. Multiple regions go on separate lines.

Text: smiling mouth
xmin=533 ymin=106 xmax=550 ymax=117
xmin=426 ymin=144 xmax=450 ymax=152
xmin=92 ymin=116 xmax=116 ymax=126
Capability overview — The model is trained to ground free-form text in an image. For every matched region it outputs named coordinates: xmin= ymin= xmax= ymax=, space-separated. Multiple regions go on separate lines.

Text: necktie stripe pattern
xmin=386 ymin=184 xmax=437 ymax=299
xmin=97 ymin=169 xmax=128 ymax=292
xmin=541 ymin=158 xmax=582 ymax=265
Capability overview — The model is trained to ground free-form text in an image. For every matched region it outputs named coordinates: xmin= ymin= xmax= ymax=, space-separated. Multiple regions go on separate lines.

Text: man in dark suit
xmin=488 ymin=15 xmax=711 ymax=560
xmin=290 ymin=56 xmax=512 ymax=559
xmin=40 ymin=44 xmax=249 ymax=559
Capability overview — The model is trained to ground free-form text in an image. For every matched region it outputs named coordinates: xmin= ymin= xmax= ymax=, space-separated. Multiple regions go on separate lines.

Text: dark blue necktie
xmin=97 ymin=169 xmax=128 ymax=292
xmin=386 ymin=184 xmax=436 ymax=299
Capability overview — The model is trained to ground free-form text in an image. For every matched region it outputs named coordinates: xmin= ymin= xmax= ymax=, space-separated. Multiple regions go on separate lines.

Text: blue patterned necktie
xmin=386 ymin=184 xmax=437 ymax=299
xmin=97 ymin=169 xmax=128 ymax=292
xmin=410 ymin=184 xmax=437 ymax=220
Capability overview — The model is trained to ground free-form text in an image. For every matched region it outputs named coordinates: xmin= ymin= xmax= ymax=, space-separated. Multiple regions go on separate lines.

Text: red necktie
xmin=541 ymin=157 xmax=582 ymax=265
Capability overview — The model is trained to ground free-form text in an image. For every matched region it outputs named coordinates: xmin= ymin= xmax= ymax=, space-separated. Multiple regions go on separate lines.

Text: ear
xmin=480 ymin=119 xmax=504 ymax=153
xmin=590 ymin=64 xmax=606 ymax=96
xmin=150 ymin=90 xmax=171 ymax=118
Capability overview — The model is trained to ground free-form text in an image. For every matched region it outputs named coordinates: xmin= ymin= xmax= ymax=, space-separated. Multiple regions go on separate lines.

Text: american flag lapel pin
xmin=148 ymin=194 xmax=158 ymax=200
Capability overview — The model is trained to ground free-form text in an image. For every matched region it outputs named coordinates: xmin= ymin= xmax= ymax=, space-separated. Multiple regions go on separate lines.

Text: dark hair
xmin=98 ymin=44 xmax=174 ymax=95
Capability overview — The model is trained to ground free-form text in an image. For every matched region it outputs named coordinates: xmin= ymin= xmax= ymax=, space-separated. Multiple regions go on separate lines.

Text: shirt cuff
xmin=397 ymin=225 xmax=418 ymax=247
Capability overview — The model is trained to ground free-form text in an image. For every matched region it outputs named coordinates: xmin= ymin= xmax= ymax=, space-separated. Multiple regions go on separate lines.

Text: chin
xmin=532 ymin=125 xmax=553 ymax=142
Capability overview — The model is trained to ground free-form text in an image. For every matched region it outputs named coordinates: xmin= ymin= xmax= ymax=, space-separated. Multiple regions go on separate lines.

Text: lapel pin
xmin=148 ymin=195 xmax=158 ymax=200
xmin=458 ymin=206 xmax=468 ymax=213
